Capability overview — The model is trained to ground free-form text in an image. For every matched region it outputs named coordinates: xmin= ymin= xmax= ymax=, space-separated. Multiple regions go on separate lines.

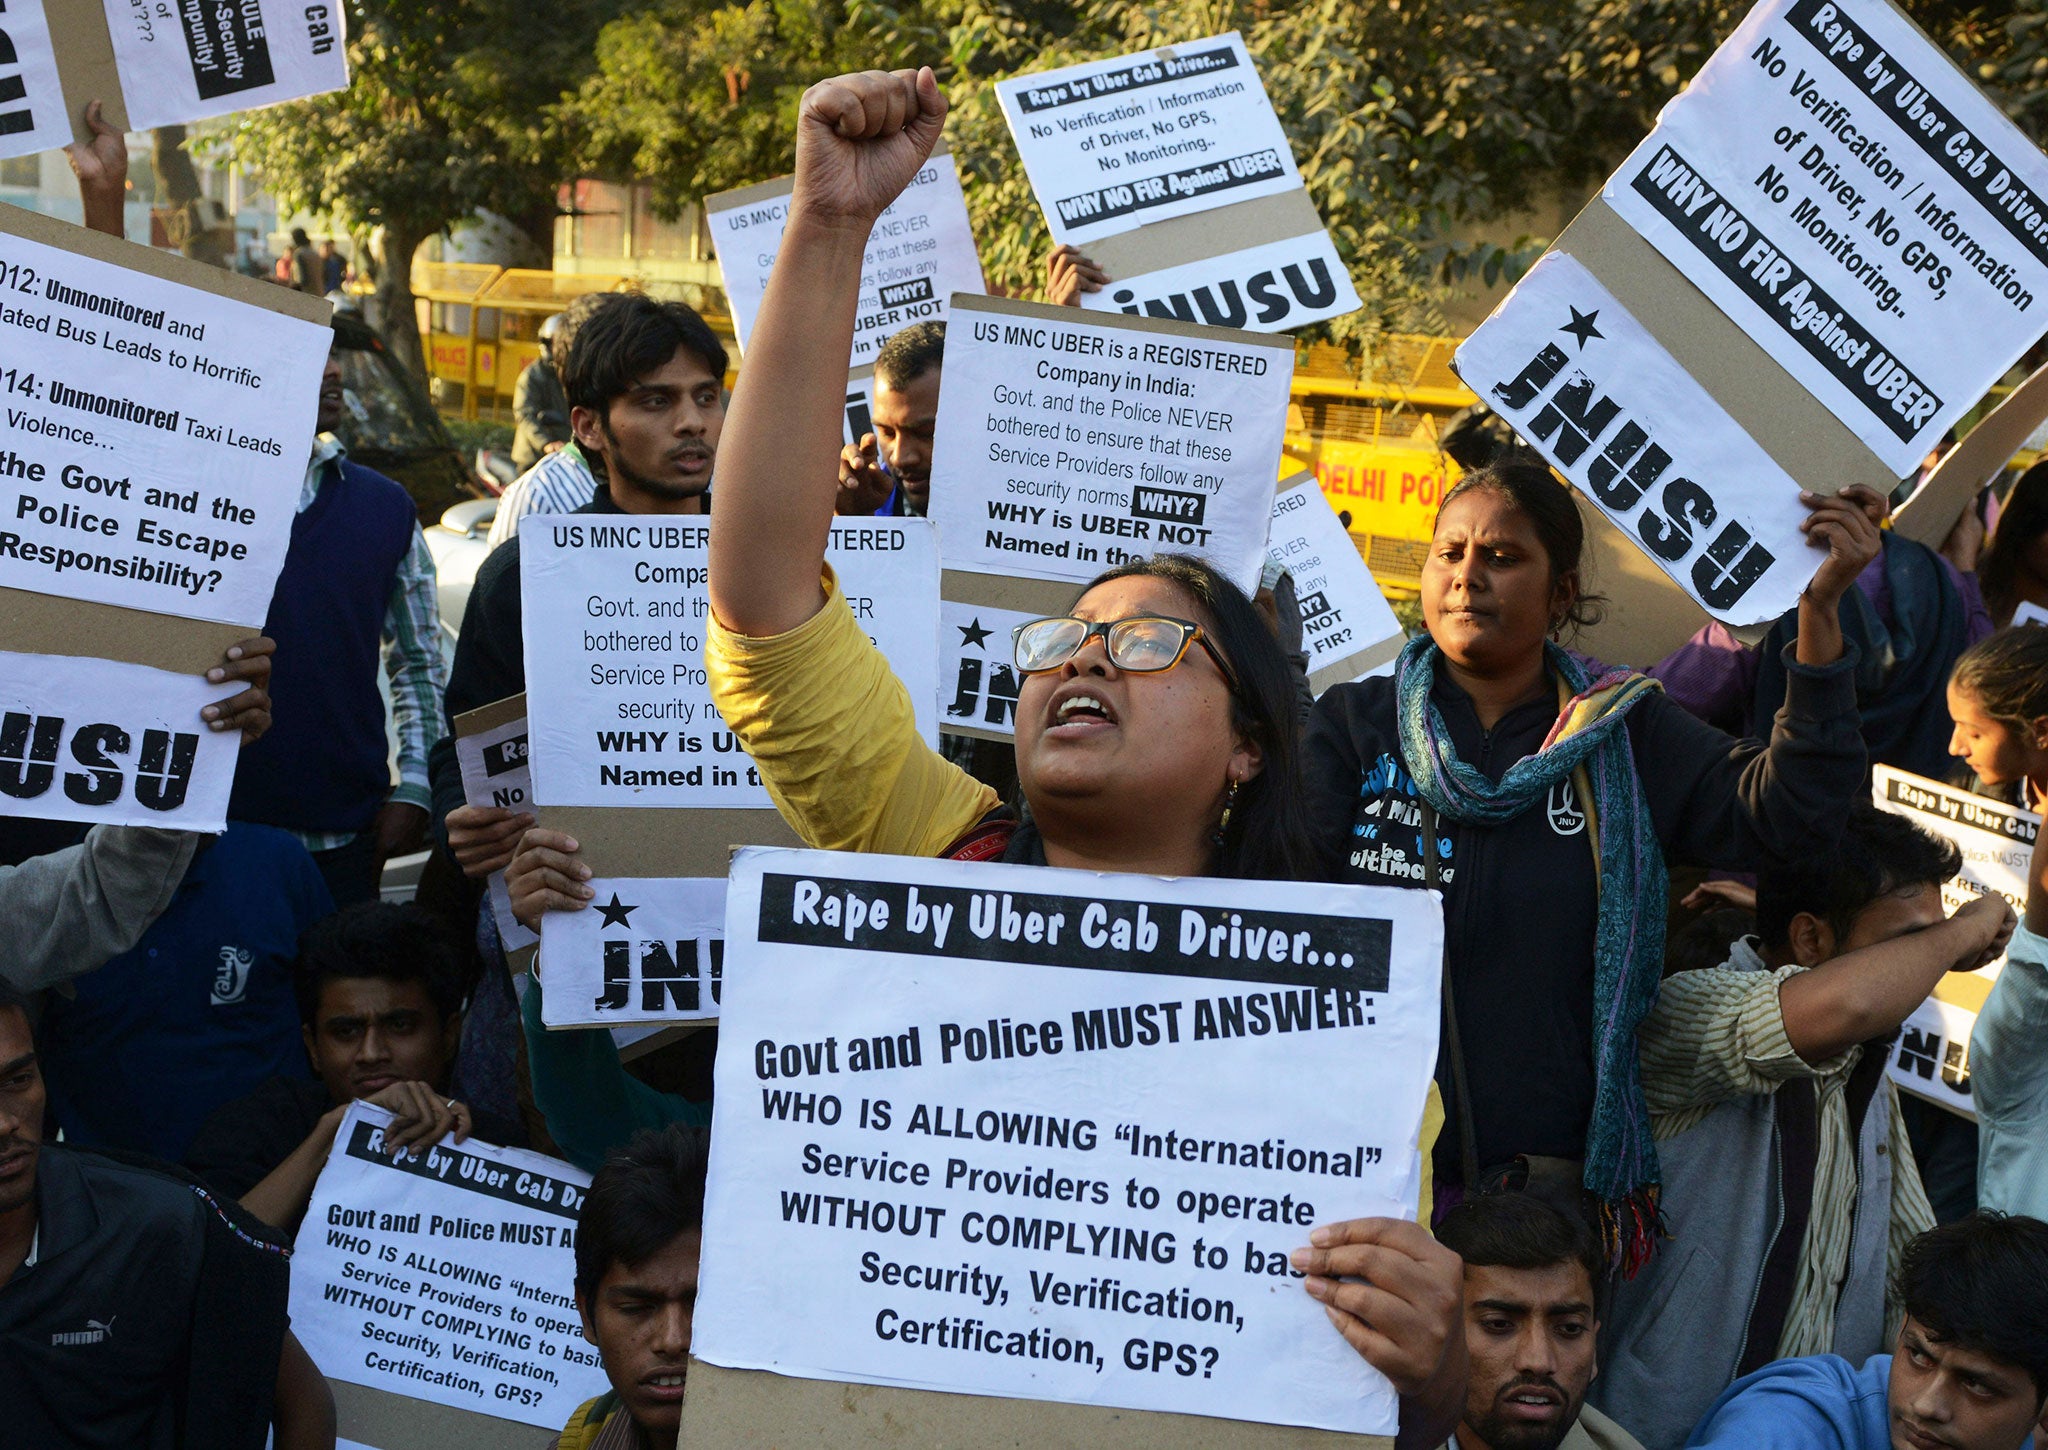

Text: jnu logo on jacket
xmin=0 ymin=710 xmax=199 ymax=812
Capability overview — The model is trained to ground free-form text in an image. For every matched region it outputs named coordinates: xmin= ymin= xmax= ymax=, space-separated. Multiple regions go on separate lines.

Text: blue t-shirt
xmin=1688 ymin=1353 xmax=2039 ymax=1450
xmin=39 ymin=824 xmax=332 ymax=1162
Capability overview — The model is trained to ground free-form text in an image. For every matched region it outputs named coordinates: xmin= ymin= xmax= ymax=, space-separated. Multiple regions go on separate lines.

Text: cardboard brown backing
xmin=1892 ymin=361 xmax=2048 ymax=548
xmin=43 ymin=0 xmax=129 ymax=142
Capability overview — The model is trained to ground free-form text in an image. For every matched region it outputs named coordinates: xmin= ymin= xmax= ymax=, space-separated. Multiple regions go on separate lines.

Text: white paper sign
xmin=290 ymin=1104 xmax=607 ymax=1430
xmin=0 ymin=0 xmax=72 ymax=161
xmin=539 ymin=875 xmax=725 ymax=1027
xmin=928 ymin=298 xmax=1291 ymax=593
xmin=707 ymin=153 xmax=984 ymax=370
xmin=695 ymin=847 xmax=1443 ymax=1436
xmin=101 ymin=0 xmax=349 ymax=131
xmin=1872 ymin=765 xmax=2038 ymax=1118
xmin=0 ymin=647 xmax=239 ymax=829
xmin=454 ymin=714 xmax=537 ymax=954
xmin=521 ymin=518 xmax=940 ymax=809
xmin=1456 ymin=252 xmax=1818 ymax=626
xmin=0 ymin=228 xmax=327 ymax=625
xmin=938 ymin=599 xmax=1038 ymax=740
xmin=1601 ymin=0 xmax=2048 ymax=477
xmin=2013 ymin=600 xmax=2048 ymax=628
xmin=1084 ymin=230 xmax=1361 ymax=335
xmin=1267 ymin=479 xmax=1404 ymax=690
xmin=997 ymin=34 xmax=1302 ymax=248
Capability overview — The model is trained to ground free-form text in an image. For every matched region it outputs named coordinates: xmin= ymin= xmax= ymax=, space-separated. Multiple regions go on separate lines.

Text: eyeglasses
xmin=1012 ymin=614 xmax=1241 ymax=695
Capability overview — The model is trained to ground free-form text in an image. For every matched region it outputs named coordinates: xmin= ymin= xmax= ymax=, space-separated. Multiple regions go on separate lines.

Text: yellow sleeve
xmin=706 ymin=570 xmax=1000 ymax=858
xmin=1419 ymin=1079 xmax=1441 ymax=1225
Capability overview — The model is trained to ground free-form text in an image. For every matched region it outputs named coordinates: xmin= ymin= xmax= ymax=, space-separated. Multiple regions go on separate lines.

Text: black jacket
xmin=1302 ymin=645 xmax=1865 ymax=1182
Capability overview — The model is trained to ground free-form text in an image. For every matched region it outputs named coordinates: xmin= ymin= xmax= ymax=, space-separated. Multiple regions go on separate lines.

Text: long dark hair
xmin=1078 ymin=554 xmax=1316 ymax=882
xmin=1952 ymin=625 xmax=2048 ymax=730
xmin=1981 ymin=461 xmax=2048 ymax=625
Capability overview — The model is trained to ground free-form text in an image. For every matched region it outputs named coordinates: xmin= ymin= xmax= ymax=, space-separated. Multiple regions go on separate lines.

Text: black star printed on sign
xmin=596 ymin=893 xmax=638 ymax=929
xmin=956 ymin=617 xmax=992 ymax=650
xmin=1559 ymin=306 xmax=1603 ymax=350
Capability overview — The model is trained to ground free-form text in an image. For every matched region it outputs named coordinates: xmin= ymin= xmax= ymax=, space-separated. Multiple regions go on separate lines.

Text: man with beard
xmin=432 ymin=292 xmax=727 ymax=897
xmin=1433 ymin=1193 xmax=1642 ymax=1450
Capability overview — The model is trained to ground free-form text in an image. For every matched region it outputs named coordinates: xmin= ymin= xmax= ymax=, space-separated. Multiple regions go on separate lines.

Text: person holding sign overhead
xmin=508 ymin=65 xmax=1467 ymax=1445
xmin=1303 ymin=458 xmax=1884 ymax=1269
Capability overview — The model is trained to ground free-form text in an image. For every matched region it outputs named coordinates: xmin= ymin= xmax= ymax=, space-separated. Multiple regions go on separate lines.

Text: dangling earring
xmin=1213 ymin=776 xmax=1241 ymax=849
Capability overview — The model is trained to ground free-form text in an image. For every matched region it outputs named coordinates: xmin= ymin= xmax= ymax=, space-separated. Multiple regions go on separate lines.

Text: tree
xmin=223 ymin=0 xmax=627 ymax=376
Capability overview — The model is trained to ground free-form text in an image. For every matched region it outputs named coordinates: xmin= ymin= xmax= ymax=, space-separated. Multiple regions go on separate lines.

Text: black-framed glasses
xmin=1012 ymin=614 xmax=1241 ymax=695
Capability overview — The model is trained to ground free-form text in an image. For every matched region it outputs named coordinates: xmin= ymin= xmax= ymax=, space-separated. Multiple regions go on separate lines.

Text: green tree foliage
xmin=222 ymin=0 xmax=628 ymax=375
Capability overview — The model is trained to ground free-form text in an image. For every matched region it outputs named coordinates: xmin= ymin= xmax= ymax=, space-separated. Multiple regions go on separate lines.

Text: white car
xmin=424 ymin=497 xmax=500 ymax=652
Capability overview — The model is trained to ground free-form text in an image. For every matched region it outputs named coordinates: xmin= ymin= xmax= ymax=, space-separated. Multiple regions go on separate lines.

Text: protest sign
xmin=0 ymin=646 xmax=239 ymax=829
xmin=997 ymin=36 xmax=1358 ymax=336
xmin=690 ymin=846 xmax=1442 ymax=1438
xmin=0 ymin=205 xmax=326 ymax=626
xmin=521 ymin=517 xmax=940 ymax=810
xmin=705 ymin=147 xmax=985 ymax=372
xmin=1456 ymin=252 xmax=1819 ymax=627
xmin=997 ymin=35 xmax=1301 ymax=250
xmin=538 ymin=875 xmax=726 ymax=1028
xmin=1872 ymin=765 xmax=2039 ymax=1117
xmin=2015 ymin=601 xmax=2048 ymax=628
xmin=0 ymin=0 xmax=72 ymax=158
xmin=938 ymin=599 xmax=1038 ymax=740
xmin=454 ymin=695 xmax=537 ymax=956
xmin=1267 ymin=475 xmax=1405 ymax=692
xmin=1599 ymin=0 xmax=2048 ymax=478
xmin=1893 ymin=358 xmax=2048 ymax=548
xmin=927 ymin=294 xmax=1291 ymax=648
xmin=290 ymin=1103 xmax=608 ymax=1436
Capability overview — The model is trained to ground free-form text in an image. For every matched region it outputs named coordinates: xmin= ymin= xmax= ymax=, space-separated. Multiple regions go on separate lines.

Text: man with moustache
xmin=1433 ymin=1193 xmax=1642 ymax=1450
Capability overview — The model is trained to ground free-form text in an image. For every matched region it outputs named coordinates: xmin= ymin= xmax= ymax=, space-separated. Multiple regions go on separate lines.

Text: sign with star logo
xmin=539 ymin=876 xmax=730 ymax=1026
xmin=937 ymin=600 xmax=1041 ymax=741
xmin=1455 ymin=252 xmax=1818 ymax=626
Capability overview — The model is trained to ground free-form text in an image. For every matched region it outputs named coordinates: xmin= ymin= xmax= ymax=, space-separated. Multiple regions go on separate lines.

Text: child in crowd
xmin=1949 ymin=626 xmax=2048 ymax=812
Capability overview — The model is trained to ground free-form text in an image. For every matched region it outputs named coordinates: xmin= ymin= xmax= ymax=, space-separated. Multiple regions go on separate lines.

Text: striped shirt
xmin=489 ymin=442 xmax=597 ymax=548
xmin=1640 ymin=938 xmax=1932 ymax=1359
xmin=291 ymin=437 xmax=447 ymax=853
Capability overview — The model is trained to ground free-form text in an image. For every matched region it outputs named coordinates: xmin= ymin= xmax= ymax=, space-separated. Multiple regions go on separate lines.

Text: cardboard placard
xmin=1871 ymin=766 xmax=2038 ymax=1118
xmin=1268 ymin=473 xmax=1406 ymax=691
xmin=453 ymin=694 xmax=537 ymax=957
xmin=0 ymin=0 xmax=349 ymax=159
xmin=1598 ymin=0 xmax=2048 ymax=478
xmin=691 ymin=847 xmax=1440 ymax=1439
xmin=997 ymin=38 xmax=1360 ymax=334
xmin=1456 ymin=252 xmax=1821 ymax=627
xmin=1893 ymin=359 xmax=2048 ymax=547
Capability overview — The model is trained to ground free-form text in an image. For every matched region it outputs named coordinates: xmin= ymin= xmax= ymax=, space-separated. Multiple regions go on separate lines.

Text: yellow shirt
xmin=706 ymin=572 xmax=998 ymax=856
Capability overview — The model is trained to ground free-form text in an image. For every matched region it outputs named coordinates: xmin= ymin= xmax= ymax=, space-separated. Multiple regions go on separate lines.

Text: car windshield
xmin=333 ymin=343 xmax=446 ymax=457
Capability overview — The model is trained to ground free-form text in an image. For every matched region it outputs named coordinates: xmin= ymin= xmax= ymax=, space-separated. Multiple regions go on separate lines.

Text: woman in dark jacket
xmin=1304 ymin=459 xmax=1885 ymax=1266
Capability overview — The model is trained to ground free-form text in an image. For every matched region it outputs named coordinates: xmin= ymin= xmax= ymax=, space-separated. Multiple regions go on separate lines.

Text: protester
xmin=0 ymin=978 xmax=335 ymax=1448
xmin=1684 ymin=1211 xmax=2048 ymax=1450
xmin=35 ymin=823 xmax=335 ymax=1163
xmin=836 ymin=319 xmax=943 ymax=516
xmin=553 ymin=1124 xmax=709 ymax=1450
xmin=183 ymin=902 xmax=514 ymax=1233
xmin=512 ymin=311 xmax=574 ymax=472
xmin=1949 ymin=627 xmax=2048 ymax=811
xmin=318 ymin=238 xmax=345 ymax=295
xmin=1596 ymin=806 xmax=2015 ymax=1446
xmin=1977 ymin=463 xmax=2048 ymax=628
xmin=1969 ymin=752 xmax=2048 ymax=1221
xmin=1433 ymin=1192 xmax=1641 ymax=1450
xmin=509 ymin=67 xmax=1465 ymax=1446
xmin=227 ymin=342 xmax=448 ymax=908
xmin=489 ymin=291 xmax=722 ymax=546
xmin=1304 ymin=457 xmax=1883 ymax=1261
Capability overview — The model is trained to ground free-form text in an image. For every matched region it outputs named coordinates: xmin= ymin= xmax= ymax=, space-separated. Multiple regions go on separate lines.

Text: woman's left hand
xmin=1798 ymin=484 xmax=1886 ymax=609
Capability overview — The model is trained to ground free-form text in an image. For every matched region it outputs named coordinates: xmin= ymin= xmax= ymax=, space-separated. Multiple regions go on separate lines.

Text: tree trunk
xmin=373 ymin=221 xmax=430 ymax=381
xmin=150 ymin=126 xmax=233 ymax=269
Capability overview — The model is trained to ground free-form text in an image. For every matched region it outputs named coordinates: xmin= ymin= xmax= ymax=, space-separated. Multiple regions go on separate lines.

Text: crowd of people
xmin=6 ymin=69 xmax=2048 ymax=1450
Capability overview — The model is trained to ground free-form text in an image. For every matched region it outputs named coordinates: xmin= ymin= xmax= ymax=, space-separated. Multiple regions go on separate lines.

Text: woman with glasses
xmin=507 ymin=67 xmax=1466 ymax=1447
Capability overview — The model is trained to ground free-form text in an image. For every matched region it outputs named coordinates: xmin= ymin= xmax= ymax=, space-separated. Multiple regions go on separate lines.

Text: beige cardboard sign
xmin=1893 ymin=359 xmax=2048 ymax=548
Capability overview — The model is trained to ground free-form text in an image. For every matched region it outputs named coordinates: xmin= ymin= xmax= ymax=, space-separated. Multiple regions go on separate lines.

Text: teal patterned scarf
xmin=1396 ymin=635 xmax=1668 ymax=1270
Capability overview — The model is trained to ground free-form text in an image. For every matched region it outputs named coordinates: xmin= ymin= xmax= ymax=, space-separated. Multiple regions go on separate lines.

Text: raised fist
xmin=793 ymin=68 xmax=948 ymax=230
